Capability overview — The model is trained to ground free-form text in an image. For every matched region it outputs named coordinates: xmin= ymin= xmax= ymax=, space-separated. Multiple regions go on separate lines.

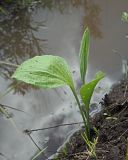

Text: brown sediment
xmin=54 ymin=79 xmax=128 ymax=160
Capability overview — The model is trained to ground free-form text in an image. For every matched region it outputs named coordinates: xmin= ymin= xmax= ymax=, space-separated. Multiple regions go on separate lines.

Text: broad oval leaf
xmin=79 ymin=27 xmax=90 ymax=84
xmin=12 ymin=55 xmax=74 ymax=89
xmin=80 ymin=71 xmax=105 ymax=109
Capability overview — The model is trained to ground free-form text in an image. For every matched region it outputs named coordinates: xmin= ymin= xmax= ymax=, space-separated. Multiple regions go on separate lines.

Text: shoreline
xmin=52 ymin=79 xmax=128 ymax=160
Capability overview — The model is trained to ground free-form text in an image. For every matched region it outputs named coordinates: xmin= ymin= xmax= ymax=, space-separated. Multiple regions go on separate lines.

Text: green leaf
xmin=80 ymin=71 xmax=105 ymax=109
xmin=12 ymin=55 xmax=74 ymax=89
xmin=79 ymin=27 xmax=90 ymax=84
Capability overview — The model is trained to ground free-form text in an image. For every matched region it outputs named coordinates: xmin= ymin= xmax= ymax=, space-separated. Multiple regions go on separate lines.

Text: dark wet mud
xmin=54 ymin=79 xmax=128 ymax=160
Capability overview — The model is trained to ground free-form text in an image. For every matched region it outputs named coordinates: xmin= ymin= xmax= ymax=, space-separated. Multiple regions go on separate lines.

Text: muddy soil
xmin=54 ymin=80 xmax=128 ymax=160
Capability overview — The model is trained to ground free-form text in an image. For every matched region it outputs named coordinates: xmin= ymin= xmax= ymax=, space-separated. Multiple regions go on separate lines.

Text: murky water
xmin=0 ymin=0 xmax=128 ymax=160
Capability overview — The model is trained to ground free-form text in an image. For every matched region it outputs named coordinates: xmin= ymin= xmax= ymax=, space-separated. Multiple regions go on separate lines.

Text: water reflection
xmin=38 ymin=0 xmax=102 ymax=38
xmin=0 ymin=8 xmax=45 ymax=62
xmin=0 ymin=0 xmax=102 ymax=94
xmin=0 ymin=7 xmax=46 ymax=93
xmin=82 ymin=0 xmax=102 ymax=38
xmin=0 ymin=1 xmax=121 ymax=159
xmin=38 ymin=0 xmax=83 ymax=12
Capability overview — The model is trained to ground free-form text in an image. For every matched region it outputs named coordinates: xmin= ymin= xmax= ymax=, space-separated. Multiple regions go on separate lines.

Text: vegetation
xmin=12 ymin=27 xmax=104 ymax=149
xmin=122 ymin=12 xmax=128 ymax=23
xmin=81 ymin=132 xmax=98 ymax=159
xmin=0 ymin=2 xmax=127 ymax=160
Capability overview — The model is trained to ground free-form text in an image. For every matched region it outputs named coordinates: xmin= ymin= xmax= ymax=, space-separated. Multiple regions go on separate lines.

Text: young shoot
xmin=12 ymin=28 xmax=105 ymax=141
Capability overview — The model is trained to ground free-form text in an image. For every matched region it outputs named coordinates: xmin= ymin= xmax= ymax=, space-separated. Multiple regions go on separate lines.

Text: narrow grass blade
xmin=32 ymin=147 xmax=47 ymax=160
xmin=0 ymin=86 xmax=14 ymax=100
xmin=0 ymin=106 xmax=20 ymax=133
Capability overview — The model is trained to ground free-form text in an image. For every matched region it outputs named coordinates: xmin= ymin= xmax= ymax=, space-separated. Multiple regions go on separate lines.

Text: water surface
xmin=0 ymin=0 xmax=128 ymax=159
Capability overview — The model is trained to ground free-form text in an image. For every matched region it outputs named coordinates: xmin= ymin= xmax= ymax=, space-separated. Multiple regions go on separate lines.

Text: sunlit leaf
xmin=12 ymin=55 xmax=74 ymax=89
xmin=79 ymin=27 xmax=90 ymax=83
xmin=80 ymin=71 xmax=105 ymax=109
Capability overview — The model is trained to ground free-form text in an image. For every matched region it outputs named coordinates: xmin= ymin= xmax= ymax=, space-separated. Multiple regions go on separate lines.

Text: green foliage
xmin=12 ymin=55 xmax=74 ymax=89
xmin=12 ymin=28 xmax=105 ymax=144
xmin=82 ymin=131 xmax=98 ymax=159
xmin=80 ymin=71 xmax=104 ymax=138
xmin=122 ymin=12 xmax=128 ymax=23
xmin=80 ymin=71 xmax=105 ymax=110
xmin=79 ymin=28 xmax=90 ymax=84
xmin=62 ymin=145 xmax=68 ymax=156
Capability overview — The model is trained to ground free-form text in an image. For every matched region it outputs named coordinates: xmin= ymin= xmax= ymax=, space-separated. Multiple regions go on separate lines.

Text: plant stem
xmin=70 ymin=86 xmax=89 ymax=137
xmin=86 ymin=107 xmax=90 ymax=139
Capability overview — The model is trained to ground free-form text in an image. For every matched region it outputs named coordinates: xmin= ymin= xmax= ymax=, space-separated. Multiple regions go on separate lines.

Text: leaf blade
xmin=80 ymin=71 xmax=105 ymax=109
xmin=79 ymin=27 xmax=90 ymax=83
xmin=12 ymin=55 xmax=74 ymax=89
